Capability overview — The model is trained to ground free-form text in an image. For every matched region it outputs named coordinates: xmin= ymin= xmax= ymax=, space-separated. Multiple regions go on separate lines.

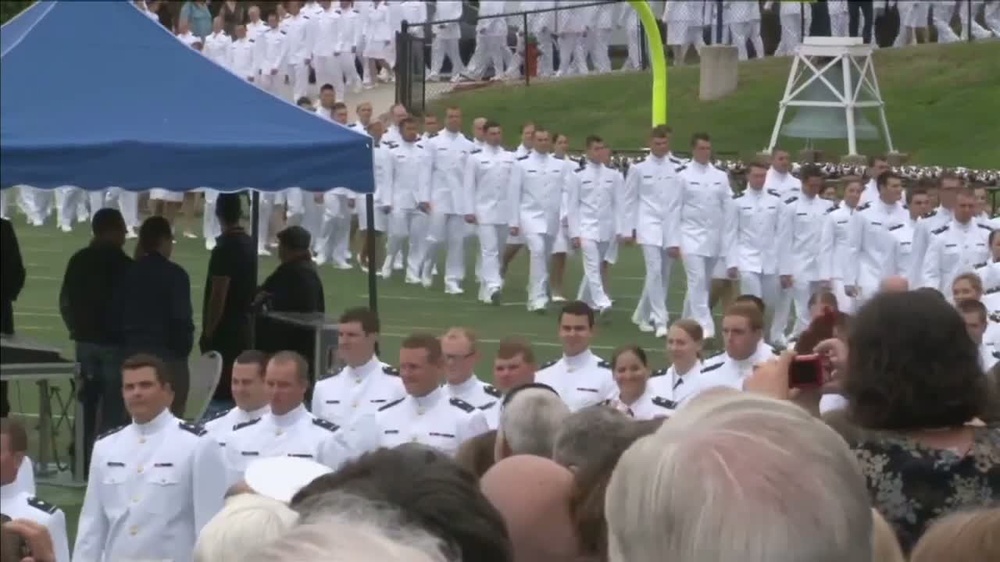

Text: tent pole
xmin=249 ymin=189 xmax=260 ymax=347
xmin=365 ymin=193 xmax=379 ymax=317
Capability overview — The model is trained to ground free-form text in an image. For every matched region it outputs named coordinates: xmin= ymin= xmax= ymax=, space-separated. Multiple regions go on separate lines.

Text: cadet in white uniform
xmin=767 ymin=0 xmax=811 ymax=56
xmin=73 ymin=355 xmax=226 ymax=562
xmin=256 ymin=13 xmax=289 ymax=97
xmin=311 ymin=1 xmax=340 ymax=94
xmin=202 ymin=18 xmax=232 ymax=66
xmin=555 ymin=0 xmax=590 ymax=76
xmin=374 ymin=334 xmax=489 ymax=455
xmin=647 ymin=321 xmax=707 ymax=405
xmin=763 ymin=149 xmax=802 ymax=198
xmin=584 ymin=2 xmax=616 ymax=73
xmin=845 ymin=172 xmax=910 ymax=306
xmin=281 ymin=2 xmax=313 ymax=101
xmin=311 ymin=308 xmax=405 ymax=427
xmin=381 ymin=117 xmax=432 ymax=282
xmin=669 ymin=134 xmax=735 ymax=339
xmin=603 ymin=345 xmax=675 ymax=420
xmin=201 ymin=351 xmax=271 ymax=448
xmin=227 ymin=24 xmax=258 ymax=82
xmin=440 ymin=327 xmax=503 ymax=409
xmin=535 ymin=302 xmax=616 ymax=411
xmin=427 ymin=0 xmax=466 ymax=80
xmin=826 ymin=179 xmax=862 ymax=313
xmin=908 ymin=174 xmax=963 ymax=285
xmin=891 ymin=185 xmax=932 ymax=287
xmin=921 ymin=188 xmax=993 ymax=296
xmin=224 ymin=352 xmax=365 ymax=486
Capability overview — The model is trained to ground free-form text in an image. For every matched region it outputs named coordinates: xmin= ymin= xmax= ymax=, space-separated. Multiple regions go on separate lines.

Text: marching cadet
xmin=311 ymin=1 xmax=340 ymax=96
xmin=311 ymin=308 xmax=405 ymax=428
xmin=355 ymin=119 xmax=389 ymax=271
xmin=724 ymin=161 xmax=783 ymax=322
xmin=555 ymin=0 xmax=590 ymax=76
xmin=508 ymin=126 xmax=568 ymax=312
xmin=566 ymin=135 xmax=627 ymax=316
xmin=73 ymin=354 xmax=226 ymax=562
xmin=227 ymin=24 xmax=258 ymax=82
xmin=528 ymin=0 xmax=557 ymax=77
xmin=1 ymin=419 xmax=70 ymax=562
xmin=202 ymin=351 xmax=271 ymax=448
xmin=549 ymin=132 xmax=576 ymax=303
xmin=282 ymin=1 xmax=314 ymax=102
xmin=176 ymin=19 xmax=204 ymax=50
xmin=688 ymin=303 xmax=777 ymax=397
xmin=858 ymin=155 xmax=890 ymax=206
xmin=921 ymin=188 xmax=993 ymax=297
xmin=423 ymin=107 xmax=476 ymax=294
xmin=584 ymin=1 xmax=616 ymax=74
xmin=766 ymin=0 xmax=811 ymax=56
xmin=380 ymin=117 xmax=432 ymax=282
xmin=202 ymin=17 xmax=232 ymax=66
xmin=316 ymin=104 xmax=357 ymax=270
xmin=224 ymin=351 xmax=366 ymax=485
xmin=726 ymin=0 xmax=765 ymax=60
xmin=464 ymin=120 xmax=517 ymax=304
xmin=662 ymin=0 xmax=705 ymax=65
xmin=373 ymin=333 xmax=490 ymax=455
xmin=772 ymin=165 xmax=836 ymax=344
xmin=763 ymin=148 xmax=802 ymax=198
xmin=623 ymin=126 xmax=685 ymax=337
xmin=844 ymin=171 xmax=910 ymax=307
xmin=501 ymin=122 xmax=536 ymax=279
xmin=668 ymin=133 xmax=735 ymax=340
xmin=333 ymin=0 xmax=365 ymax=95
xmin=892 ymin=185 xmax=932 ymax=286
xmin=256 ymin=12 xmax=288 ymax=97
xmin=826 ymin=178 xmax=863 ymax=313
xmin=361 ymin=0 xmax=396 ymax=88
xmin=427 ymin=0 xmax=465 ymax=81
xmin=441 ymin=328 xmax=502 ymax=409
xmin=909 ymin=173 xmax=965 ymax=284
xmin=246 ymin=5 xmax=268 ymax=40
xmin=535 ymin=301 xmax=617 ymax=411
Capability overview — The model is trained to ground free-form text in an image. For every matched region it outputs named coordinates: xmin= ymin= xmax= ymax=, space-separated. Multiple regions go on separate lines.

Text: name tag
xmin=287 ymin=453 xmax=314 ymax=459
xmin=241 ymin=451 xmax=260 ymax=457
xmin=325 ymin=400 xmax=340 ymax=404
xmin=577 ymin=387 xmax=599 ymax=393
xmin=384 ymin=430 xmax=399 ymax=435
xmin=429 ymin=432 xmax=455 ymax=438
xmin=153 ymin=463 xmax=173 ymax=468
xmin=107 ymin=462 xmax=125 ymax=467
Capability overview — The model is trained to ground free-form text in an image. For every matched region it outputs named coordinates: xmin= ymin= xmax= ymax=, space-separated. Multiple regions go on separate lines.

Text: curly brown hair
xmin=844 ymin=291 xmax=989 ymax=430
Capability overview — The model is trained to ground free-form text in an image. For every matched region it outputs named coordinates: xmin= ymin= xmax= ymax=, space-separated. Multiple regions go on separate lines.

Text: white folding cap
xmin=244 ymin=457 xmax=333 ymax=503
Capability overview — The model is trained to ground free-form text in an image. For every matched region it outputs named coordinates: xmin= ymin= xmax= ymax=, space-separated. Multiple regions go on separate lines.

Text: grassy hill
xmin=429 ymin=41 xmax=1000 ymax=168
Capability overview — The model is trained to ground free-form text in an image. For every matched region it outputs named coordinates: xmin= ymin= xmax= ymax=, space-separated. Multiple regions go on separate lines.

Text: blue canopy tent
xmin=0 ymin=0 xmax=381 ymax=311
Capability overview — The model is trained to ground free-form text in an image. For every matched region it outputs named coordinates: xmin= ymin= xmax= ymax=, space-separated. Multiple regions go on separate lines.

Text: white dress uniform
xmin=466 ymin=0 xmax=508 ymax=79
xmin=311 ymin=5 xmax=340 ymax=95
xmin=202 ymin=404 xmax=270 ymax=448
xmin=256 ymin=26 xmax=289 ymax=96
xmin=551 ymin=155 xmax=578 ymax=258
xmin=767 ymin=0 xmax=811 ymax=56
xmin=0 ymin=487 xmax=70 ymax=562
xmin=176 ymin=30 xmax=202 ymax=50
xmin=826 ymin=201 xmax=857 ymax=313
xmin=890 ymin=217 xmax=919 ymax=287
xmin=647 ymin=360 xmax=705 ymax=406
xmin=603 ymin=387 xmax=675 ymax=420
xmin=381 ymin=138 xmax=432 ymax=280
xmin=428 ymin=0 xmax=465 ymax=79
xmin=669 ymin=161 xmax=735 ymax=338
xmin=857 ymin=177 xmax=880 ymax=207
xmin=535 ymin=349 xmax=617 ymax=411
xmin=663 ymin=0 xmax=706 ymax=54
xmin=773 ymin=193 xmax=836 ymax=341
xmin=72 ymin=410 xmax=226 ymax=562
xmin=223 ymin=404 xmax=363 ymax=486
xmin=908 ymin=206 xmax=954 ymax=285
xmin=247 ymin=18 xmax=268 ymax=41
xmin=726 ymin=186 xmax=783 ymax=312
xmin=227 ymin=35 xmax=258 ymax=81
xmin=334 ymin=5 xmax=365 ymax=92
xmin=362 ymin=0 xmax=395 ymax=81
xmin=10 ymin=456 xmax=36 ymax=495
xmin=566 ymin=160 xmax=628 ymax=312
xmin=921 ymin=219 xmax=993 ymax=296
xmin=53 ymin=185 xmax=86 ymax=232
xmin=845 ymin=199 xmax=910 ymax=305
xmin=686 ymin=345 xmax=778 ymax=398
xmin=726 ymin=0 xmax=765 ymax=60
xmin=509 ymin=151 xmax=570 ymax=310
xmin=507 ymin=144 xmax=532 ymax=247
xmin=555 ymin=0 xmax=590 ymax=76
xmin=374 ymin=387 xmax=490 ymax=455
xmin=584 ymin=2 xmax=616 ymax=74
xmin=763 ymin=167 xmax=802 ymax=198
xmin=311 ymin=357 xmax=406 ymax=429
xmin=356 ymin=139 xmax=390 ymax=234
xmin=464 ymin=144 xmax=517 ymax=302
xmin=425 ymin=129 xmax=477 ymax=291
xmin=281 ymin=11 xmax=313 ymax=101
xmin=444 ymin=375 xmax=502 ymax=411
xmin=527 ymin=0 xmax=557 ymax=77
xmin=202 ymin=30 xmax=232 ymax=66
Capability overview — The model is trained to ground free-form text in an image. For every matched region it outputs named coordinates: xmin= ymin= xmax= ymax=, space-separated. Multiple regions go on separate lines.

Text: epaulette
xmin=415 ymin=143 xmax=424 ymax=149
xmin=554 ymin=154 xmax=565 ymax=160
xmin=668 ymin=156 xmax=683 ymax=164
xmin=179 ymin=421 xmax=208 ymax=437
xmin=974 ymin=261 xmax=988 ymax=269
xmin=202 ymin=407 xmax=232 ymax=423
xmin=425 ymin=132 xmax=437 ymax=138
xmin=470 ymin=148 xmax=482 ymax=154
xmin=767 ymin=189 xmax=781 ymax=197
xmin=26 ymin=497 xmax=58 ymax=515
xmin=990 ymin=311 xmax=1000 ymax=324
xmin=825 ymin=205 xmax=838 ymax=214
xmin=233 ymin=417 xmax=262 ymax=431
xmin=986 ymin=286 xmax=1000 ymax=296
xmin=479 ymin=401 xmax=497 ymax=411
xmin=516 ymin=154 xmax=529 ymax=160
xmin=483 ymin=384 xmax=502 ymax=398
xmin=978 ymin=223 xmax=993 ymax=231
xmin=378 ymin=397 xmax=405 ymax=411
xmin=575 ymin=166 xmax=586 ymax=173
xmin=857 ymin=202 xmax=871 ymax=211
xmin=280 ymin=30 xmax=287 ymax=34
xmin=596 ymin=360 xmax=612 ymax=370
xmin=784 ymin=196 xmax=798 ymax=204
xmin=312 ymin=418 xmax=340 ymax=433
xmin=539 ymin=358 xmax=559 ymax=369
xmin=923 ymin=209 xmax=938 ymax=218
xmin=650 ymin=367 xmax=669 ymax=377
xmin=888 ymin=223 xmax=904 ymax=231
xmin=733 ymin=191 xmax=745 ymax=199
xmin=675 ymin=164 xmax=687 ymax=172
xmin=384 ymin=141 xmax=398 ymax=148
xmin=931 ymin=225 xmax=949 ymax=235
xmin=382 ymin=365 xmax=400 ymax=376
xmin=701 ymin=361 xmax=724 ymax=373
xmin=902 ymin=204 xmax=909 ymax=210
xmin=450 ymin=397 xmax=476 ymax=413
xmin=652 ymin=396 xmax=677 ymax=410
xmin=96 ymin=424 xmax=127 ymax=441
xmin=248 ymin=38 xmax=255 ymax=43
xmin=704 ymin=351 xmax=725 ymax=363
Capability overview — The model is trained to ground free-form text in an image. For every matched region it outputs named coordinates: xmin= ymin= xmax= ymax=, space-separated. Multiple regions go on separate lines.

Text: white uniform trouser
xmin=478 ymin=224 xmax=507 ymax=295
xmin=831 ymin=12 xmax=849 ymax=37
xmin=0 ymin=188 xmax=9 ymax=219
xmin=55 ymin=186 xmax=85 ymax=230
xmin=576 ymin=239 xmax=613 ymax=310
xmin=587 ymin=29 xmax=612 ymax=73
xmin=255 ymin=192 xmax=275 ymax=250
xmin=682 ymin=254 xmax=719 ymax=337
xmin=959 ymin=0 xmax=993 ymax=38
xmin=482 ymin=34 xmax=507 ymax=77
xmin=831 ymin=279 xmax=855 ymax=315
xmin=385 ymin=210 xmax=426 ymax=279
xmin=771 ymin=279 xmax=824 ymax=341
xmin=17 ymin=187 xmax=51 ymax=225
xmin=337 ymin=53 xmax=362 ymax=91
xmin=258 ymin=73 xmax=283 ymax=98
xmin=117 ymin=190 xmax=139 ymax=229
xmin=524 ymin=232 xmax=555 ymax=308
xmin=740 ymin=272 xmax=781 ymax=313
xmin=286 ymin=189 xmax=324 ymax=243
xmin=776 ymin=14 xmax=807 ymax=55
xmin=288 ymin=62 xmax=311 ymax=101
xmin=985 ymin=1 xmax=1000 ymax=34
xmin=318 ymin=192 xmax=352 ymax=263
xmin=425 ymin=213 xmax=467 ymax=285
xmin=88 ymin=190 xmax=108 ymax=218
xmin=203 ymin=189 xmax=221 ymax=245
xmin=314 ymin=55 xmax=339 ymax=94
xmin=354 ymin=194 xmax=386 ymax=233
xmin=536 ymin=33 xmax=556 ymax=76
xmin=557 ymin=33 xmax=588 ymax=75
xmin=728 ymin=21 xmax=764 ymax=60
xmin=635 ymin=245 xmax=676 ymax=329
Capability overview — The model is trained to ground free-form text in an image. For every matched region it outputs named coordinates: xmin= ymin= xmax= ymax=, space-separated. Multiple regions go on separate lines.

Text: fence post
xmin=394 ymin=21 xmax=410 ymax=107
xmin=967 ymin=0 xmax=973 ymax=42
xmin=639 ymin=20 xmax=649 ymax=70
xmin=716 ymin=0 xmax=724 ymax=45
xmin=523 ymin=11 xmax=530 ymax=87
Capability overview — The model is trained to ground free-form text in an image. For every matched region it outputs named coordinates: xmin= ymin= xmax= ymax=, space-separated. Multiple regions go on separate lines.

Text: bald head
xmin=879 ymin=276 xmax=909 ymax=293
xmin=480 ymin=455 xmax=579 ymax=562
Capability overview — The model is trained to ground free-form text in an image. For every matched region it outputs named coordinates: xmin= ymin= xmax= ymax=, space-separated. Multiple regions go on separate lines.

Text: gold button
xmin=354 ymin=378 xmax=361 ymax=385
xmin=411 ymin=437 xmax=418 ymax=442
xmin=137 ymin=466 xmax=144 ymax=474
xmin=275 ymin=429 xmax=283 ymax=436
xmin=129 ymin=526 xmax=138 ymax=536
xmin=131 ymin=497 xmax=139 ymax=504
xmin=138 ymin=437 xmax=146 ymax=444
xmin=417 ymin=408 xmax=424 ymax=416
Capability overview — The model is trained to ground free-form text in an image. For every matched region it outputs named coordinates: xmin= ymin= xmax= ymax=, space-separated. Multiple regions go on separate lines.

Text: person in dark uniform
xmin=59 ymin=208 xmax=133 ymax=466
xmin=254 ymin=225 xmax=325 ymax=381
xmin=111 ymin=216 xmax=194 ymax=417
xmin=199 ymin=193 xmax=255 ymax=415
xmin=0 ymin=217 xmax=26 ymax=418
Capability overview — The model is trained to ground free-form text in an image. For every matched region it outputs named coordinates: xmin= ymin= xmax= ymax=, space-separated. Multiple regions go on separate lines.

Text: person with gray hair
xmin=495 ymin=384 xmax=570 ymax=461
xmin=604 ymin=389 xmax=873 ymax=562
xmin=551 ymin=405 xmax=631 ymax=471
xmin=194 ymin=494 xmax=299 ymax=562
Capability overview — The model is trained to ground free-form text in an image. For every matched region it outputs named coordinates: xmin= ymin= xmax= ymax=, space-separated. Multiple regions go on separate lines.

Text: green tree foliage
xmin=1 ymin=1 xmax=35 ymax=24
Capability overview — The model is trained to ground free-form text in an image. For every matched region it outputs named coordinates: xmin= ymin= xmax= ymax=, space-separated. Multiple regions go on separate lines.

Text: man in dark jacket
xmin=0 ymin=217 xmax=26 ymax=417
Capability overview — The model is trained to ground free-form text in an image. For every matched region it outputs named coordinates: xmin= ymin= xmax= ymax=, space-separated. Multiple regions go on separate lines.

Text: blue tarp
xmin=0 ymin=1 xmax=374 ymax=193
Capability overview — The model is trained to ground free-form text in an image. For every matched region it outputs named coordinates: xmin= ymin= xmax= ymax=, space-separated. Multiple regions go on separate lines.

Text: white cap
xmin=244 ymin=457 xmax=333 ymax=503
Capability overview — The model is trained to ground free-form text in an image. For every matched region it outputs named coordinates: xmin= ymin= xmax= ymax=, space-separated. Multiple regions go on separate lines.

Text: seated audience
xmin=552 ymin=406 xmax=631 ymax=473
xmin=909 ymin=508 xmax=1000 ymax=562
xmin=455 ymin=430 xmax=499 ymax=478
xmin=495 ymin=384 xmax=570 ymax=461
xmin=194 ymin=494 xmax=298 ymax=562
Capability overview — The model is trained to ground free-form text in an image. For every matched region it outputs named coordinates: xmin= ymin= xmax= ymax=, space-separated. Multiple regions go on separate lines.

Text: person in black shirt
xmin=0 ymin=217 xmax=26 ymax=417
xmin=112 ymin=216 xmax=194 ymax=417
xmin=60 ymin=208 xmax=133 ymax=460
xmin=200 ymin=193 xmax=255 ymax=413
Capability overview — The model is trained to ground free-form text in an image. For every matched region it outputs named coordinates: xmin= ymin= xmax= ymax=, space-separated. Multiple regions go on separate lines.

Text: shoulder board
xmin=426 ymin=132 xmax=437 ymax=138
xmin=378 ymin=396 xmax=406 ymax=411
xmin=652 ymin=396 xmax=678 ymax=410
xmin=668 ymin=156 xmax=683 ymax=164
xmin=575 ymin=166 xmax=586 ymax=173
xmin=650 ymin=367 xmax=669 ymax=378
xmin=888 ymin=223 xmax=904 ymax=231
xmin=978 ymin=223 xmax=993 ymax=231
xmin=248 ymin=38 xmax=255 ymax=43
xmin=825 ymin=205 xmax=838 ymax=214
xmin=479 ymin=401 xmax=497 ymax=410
xmin=701 ymin=361 xmax=724 ymax=373
xmin=516 ymin=154 xmax=529 ymax=160
xmin=784 ymin=196 xmax=799 ymax=204
xmin=539 ymin=358 xmax=559 ymax=369
xmin=26 ymin=497 xmax=58 ymax=515
xmin=280 ymin=30 xmax=287 ymax=34
xmin=857 ymin=202 xmax=872 ymax=211
xmin=675 ymin=165 xmax=687 ymax=172
xmin=705 ymin=351 xmax=725 ymax=363
xmin=233 ymin=417 xmax=262 ymax=431
xmin=179 ymin=421 xmax=208 ymax=436
xmin=902 ymin=204 xmax=908 ymax=210
xmin=483 ymin=384 xmax=502 ymax=398
xmin=450 ymin=397 xmax=476 ymax=413
xmin=974 ymin=261 xmax=988 ymax=269
xmin=384 ymin=141 xmax=398 ymax=148
xmin=931 ymin=225 xmax=949 ymax=235
xmin=302 ymin=14 xmax=310 ymax=19
xmin=470 ymin=148 xmax=482 ymax=154
xmin=96 ymin=424 xmax=127 ymax=441
xmin=415 ymin=143 xmax=424 ymax=149
xmin=923 ymin=209 xmax=937 ymax=218
xmin=767 ymin=188 xmax=780 ymax=197
xmin=382 ymin=365 xmax=400 ymax=376
xmin=597 ymin=360 xmax=612 ymax=370
xmin=312 ymin=418 xmax=340 ymax=433
xmin=733 ymin=191 xmax=745 ymax=199
xmin=990 ymin=311 xmax=1000 ymax=324
xmin=202 ymin=407 xmax=232 ymax=423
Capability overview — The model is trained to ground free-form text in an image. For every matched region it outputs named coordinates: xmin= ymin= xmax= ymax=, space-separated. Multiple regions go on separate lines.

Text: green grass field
xmin=429 ymin=41 xmax=1000 ymax=167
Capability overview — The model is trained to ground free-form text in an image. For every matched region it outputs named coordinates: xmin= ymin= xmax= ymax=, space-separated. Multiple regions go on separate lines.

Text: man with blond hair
xmin=441 ymin=327 xmax=501 ymax=409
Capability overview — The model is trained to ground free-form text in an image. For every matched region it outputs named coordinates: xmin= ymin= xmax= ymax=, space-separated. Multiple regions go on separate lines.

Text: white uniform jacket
xmin=227 ymin=37 xmax=258 ymax=79
xmin=921 ymin=219 xmax=993 ymax=294
xmin=463 ymin=145 xmax=518 ymax=225
xmin=256 ymin=27 xmax=288 ymax=75
xmin=667 ymin=162 xmax=735 ymax=258
xmin=846 ymin=199 xmax=910 ymax=290
xmin=384 ymin=140 xmax=432 ymax=211
xmin=535 ymin=349 xmax=617 ymax=411
xmin=725 ymin=187 xmax=783 ymax=274
xmin=825 ymin=202 xmax=855 ymax=281
xmin=374 ymin=387 xmax=490 ymax=455
xmin=203 ymin=404 xmax=271 ymax=448
xmin=426 ymin=130 xmax=476 ymax=215
xmin=777 ymin=193 xmax=836 ymax=281
xmin=565 ymin=160 xmax=628 ymax=243
xmin=508 ymin=151 xmax=568 ymax=236
xmin=1 ymin=486 xmax=70 ymax=562
xmin=622 ymin=154 xmax=685 ymax=247
xmin=311 ymin=356 xmax=406 ymax=429
xmin=647 ymin=360 xmax=705 ymax=406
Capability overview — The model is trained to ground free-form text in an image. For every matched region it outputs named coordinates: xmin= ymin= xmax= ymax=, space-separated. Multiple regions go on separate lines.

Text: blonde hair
xmin=442 ymin=327 xmax=478 ymax=353
xmin=910 ymin=508 xmax=1000 ymax=562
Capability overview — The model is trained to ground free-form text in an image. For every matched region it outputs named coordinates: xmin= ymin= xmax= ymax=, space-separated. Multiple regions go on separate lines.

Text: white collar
xmin=564 ymin=349 xmax=595 ymax=371
xmin=133 ymin=408 xmax=175 ymax=436
xmin=345 ymin=355 xmax=382 ymax=381
xmin=447 ymin=375 xmax=481 ymax=395
xmin=270 ymin=404 xmax=309 ymax=427
xmin=238 ymin=404 xmax=271 ymax=419
xmin=412 ymin=386 xmax=445 ymax=411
